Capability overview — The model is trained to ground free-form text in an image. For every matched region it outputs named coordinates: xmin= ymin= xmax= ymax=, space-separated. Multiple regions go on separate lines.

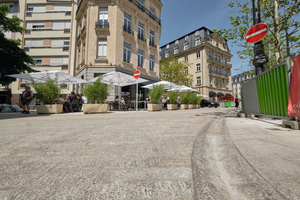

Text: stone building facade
xmin=160 ymin=27 xmax=233 ymax=102
xmin=232 ymin=72 xmax=255 ymax=99
xmin=75 ymin=0 xmax=162 ymax=100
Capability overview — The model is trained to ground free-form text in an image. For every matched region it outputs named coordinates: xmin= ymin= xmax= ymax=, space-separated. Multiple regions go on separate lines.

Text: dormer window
xmin=184 ymin=43 xmax=188 ymax=50
xmin=166 ymin=44 xmax=169 ymax=49
xmin=185 ymin=35 xmax=189 ymax=40
xmin=165 ymin=51 xmax=169 ymax=58
xmin=174 ymin=47 xmax=178 ymax=54
xmin=195 ymin=30 xmax=199 ymax=35
xmin=175 ymin=40 xmax=179 ymax=45
xmin=195 ymin=37 xmax=200 ymax=46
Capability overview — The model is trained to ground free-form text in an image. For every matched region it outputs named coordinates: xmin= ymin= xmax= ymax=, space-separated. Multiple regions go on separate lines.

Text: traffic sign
xmin=245 ymin=23 xmax=268 ymax=43
xmin=134 ymin=70 xmax=140 ymax=79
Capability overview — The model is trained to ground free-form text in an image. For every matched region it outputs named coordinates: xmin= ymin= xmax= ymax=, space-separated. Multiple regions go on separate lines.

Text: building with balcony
xmin=160 ymin=27 xmax=233 ymax=102
xmin=232 ymin=72 xmax=255 ymax=99
xmin=5 ymin=0 xmax=77 ymax=105
xmin=75 ymin=0 xmax=162 ymax=100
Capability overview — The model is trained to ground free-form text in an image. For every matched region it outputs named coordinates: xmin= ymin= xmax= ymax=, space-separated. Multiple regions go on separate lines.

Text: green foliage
xmin=0 ymin=4 xmax=36 ymax=86
xmin=190 ymin=93 xmax=198 ymax=104
xmin=32 ymin=76 xmax=63 ymax=104
xmin=83 ymin=77 xmax=110 ymax=103
xmin=196 ymin=96 xmax=202 ymax=105
xmin=159 ymin=56 xmax=193 ymax=87
xmin=149 ymin=84 xmax=164 ymax=104
xmin=180 ymin=91 xmax=191 ymax=104
xmin=214 ymin=0 xmax=300 ymax=70
xmin=168 ymin=90 xmax=179 ymax=104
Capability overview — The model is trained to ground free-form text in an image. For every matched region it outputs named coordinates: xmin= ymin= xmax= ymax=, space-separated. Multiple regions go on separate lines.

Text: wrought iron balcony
xmin=209 ymin=70 xmax=228 ymax=78
xmin=127 ymin=0 xmax=161 ymax=26
xmin=95 ymin=21 xmax=109 ymax=28
xmin=149 ymin=41 xmax=157 ymax=48
xmin=138 ymin=34 xmax=146 ymax=43
xmin=123 ymin=26 xmax=134 ymax=36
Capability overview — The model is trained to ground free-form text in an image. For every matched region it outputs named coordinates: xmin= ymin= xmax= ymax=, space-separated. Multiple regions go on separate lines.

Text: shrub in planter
xmin=196 ymin=96 xmax=202 ymax=108
xmin=32 ymin=76 xmax=65 ymax=114
xmin=180 ymin=91 xmax=191 ymax=109
xmin=189 ymin=93 xmax=198 ymax=109
xmin=82 ymin=77 xmax=110 ymax=114
xmin=167 ymin=90 xmax=179 ymax=110
xmin=148 ymin=84 xmax=164 ymax=111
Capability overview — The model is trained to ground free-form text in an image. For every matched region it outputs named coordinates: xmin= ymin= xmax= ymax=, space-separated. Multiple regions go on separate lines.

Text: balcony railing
xmin=209 ymin=70 xmax=228 ymax=78
xmin=95 ymin=21 xmax=109 ymax=28
xmin=208 ymin=56 xmax=232 ymax=67
xmin=123 ymin=26 xmax=134 ymax=36
xmin=149 ymin=41 xmax=157 ymax=48
xmin=138 ymin=34 xmax=146 ymax=43
xmin=127 ymin=0 xmax=161 ymax=26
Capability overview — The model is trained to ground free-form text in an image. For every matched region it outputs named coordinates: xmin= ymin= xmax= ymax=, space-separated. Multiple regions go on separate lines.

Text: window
xmin=196 ymin=51 xmax=200 ymax=58
xmin=225 ymin=81 xmax=228 ymax=87
xmin=208 ymin=51 xmax=211 ymax=58
xmin=50 ymin=56 xmax=68 ymax=66
xmin=224 ymin=58 xmax=227 ymax=64
xmin=26 ymin=21 xmax=45 ymax=30
xmin=195 ymin=30 xmax=199 ymax=35
xmin=209 ymin=77 xmax=212 ymax=84
xmin=97 ymin=38 xmax=107 ymax=59
xmin=26 ymin=5 xmax=46 ymax=12
xmin=81 ymin=75 xmax=84 ymax=80
xmin=174 ymin=47 xmax=178 ymax=54
xmin=9 ymin=5 xmax=13 ymax=13
xmin=215 ymin=54 xmax=217 ymax=60
xmin=218 ymin=56 xmax=221 ymax=62
xmin=124 ymin=13 xmax=131 ymax=33
xmin=63 ymin=40 xmax=70 ymax=46
xmin=166 ymin=44 xmax=169 ymax=49
xmin=165 ymin=51 xmax=169 ymax=58
xmin=138 ymin=22 xmax=144 ymax=40
xmin=215 ymin=80 xmax=218 ymax=86
xmin=78 ymin=49 xmax=81 ymax=64
xmin=184 ymin=67 xmax=188 ymax=74
xmin=94 ymin=73 xmax=103 ymax=78
xmin=150 ymin=54 xmax=154 ymax=71
xmin=215 ymin=67 xmax=218 ymax=73
xmin=218 ymin=68 xmax=221 ymax=73
xmin=184 ymin=55 xmax=188 ymax=62
xmin=123 ymin=42 xmax=130 ymax=63
xmin=208 ymin=64 xmax=211 ymax=72
xmin=51 ymin=39 xmax=68 ymax=47
xmin=52 ymin=21 xmax=70 ymax=30
xmin=197 ymin=76 xmax=201 ymax=84
xmin=216 ymin=43 xmax=219 ymax=48
xmin=150 ymin=7 xmax=155 ymax=19
xmin=219 ymin=80 xmax=221 ymax=86
xmin=138 ymin=49 xmax=143 ymax=67
xmin=184 ymin=43 xmax=188 ymax=50
xmin=196 ymin=38 xmax=200 ymax=46
xmin=83 ymin=44 xmax=85 ymax=61
xmin=138 ymin=0 xmax=144 ymax=11
xmin=99 ymin=7 xmax=108 ymax=27
xmin=25 ymin=39 xmax=43 ymax=47
xmin=225 ymin=70 xmax=227 ymax=76
xmin=53 ymin=4 xmax=72 ymax=12
xmin=27 ymin=6 xmax=33 ymax=11
xmin=32 ymin=57 xmax=42 ymax=66
xmin=150 ymin=30 xmax=155 ymax=45
xmin=185 ymin=35 xmax=189 ymax=40
xmin=196 ymin=64 xmax=201 ymax=71
xmin=175 ymin=40 xmax=179 ymax=45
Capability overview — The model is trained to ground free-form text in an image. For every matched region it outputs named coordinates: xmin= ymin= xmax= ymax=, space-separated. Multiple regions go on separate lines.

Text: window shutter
xmin=51 ymin=39 xmax=64 ymax=46
xmin=32 ymin=5 xmax=46 ymax=12
xmin=53 ymin=4 xmax=71 ymax=11
xmin=31 ymin=39 xmax=43 ymax=46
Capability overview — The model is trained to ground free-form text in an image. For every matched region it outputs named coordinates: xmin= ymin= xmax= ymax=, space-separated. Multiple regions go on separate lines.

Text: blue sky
xmin=159 ymin=0 xmax=249 ymax=76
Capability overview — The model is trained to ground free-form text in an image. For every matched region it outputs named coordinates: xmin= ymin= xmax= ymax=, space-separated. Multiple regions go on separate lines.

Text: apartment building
xmin=232 ymin=72 xmax=255 ymax=99
xmin=6 ymin=0 xmax=77 ymax=105
xmin=75 ymin=0 xmax=162 ymax=100
xmin=160 ymin=27 xmax=233 ymax=102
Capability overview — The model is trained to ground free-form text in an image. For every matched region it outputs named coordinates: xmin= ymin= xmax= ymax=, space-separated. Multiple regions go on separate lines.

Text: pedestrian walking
xmin=235 ymin=96 xmax=240 ymax=108
xmin=20 ymin=86 xmax=34 ymax=114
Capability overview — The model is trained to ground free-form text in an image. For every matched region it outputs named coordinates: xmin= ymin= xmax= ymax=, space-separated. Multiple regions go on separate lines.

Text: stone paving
xmin=0 ymin=108 xmax=218 ymax=199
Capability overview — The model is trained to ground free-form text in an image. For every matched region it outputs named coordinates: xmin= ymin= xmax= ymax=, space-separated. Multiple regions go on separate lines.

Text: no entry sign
xmin=134 ymin=70 xmax=140 ymax=79
xmin=245 ymin=23 xmax=268 ymax=43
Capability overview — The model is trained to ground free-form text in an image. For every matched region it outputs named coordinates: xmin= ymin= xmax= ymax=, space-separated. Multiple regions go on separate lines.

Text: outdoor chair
xmin=71 ymin=99 xmax=80 ymax=112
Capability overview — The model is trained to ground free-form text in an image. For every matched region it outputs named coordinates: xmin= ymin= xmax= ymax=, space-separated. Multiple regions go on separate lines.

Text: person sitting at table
xmin=126 ymin=97 xmax=132 ymax=109
xmin=120 ymin=98 xmax=125 ymax=109
xmin=81 ymin=94 xmax=87 ymax=104
xmin=162 ymin=97 xmax=168 ymax=110
xmin=64 ymin=92 xmax=77 ymax=112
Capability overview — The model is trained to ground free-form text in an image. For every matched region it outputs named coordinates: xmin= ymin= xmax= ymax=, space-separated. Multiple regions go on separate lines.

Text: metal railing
xmin=95 ymin=21 xmax=109 ymax=28
xmin=149 ymin=41 xmax=157 ymax=48
xmin=127 ymin=0 xmax=161 ymax=26
xmin=209 ymin=70 xmax=228 ymax=78
xmin=123 ymin=26 xmax=134 ymax=36
xmin=138 ymin=34 xmax=146 ymax=43
xmin=208 ymin=56 xmax=232 ymax=67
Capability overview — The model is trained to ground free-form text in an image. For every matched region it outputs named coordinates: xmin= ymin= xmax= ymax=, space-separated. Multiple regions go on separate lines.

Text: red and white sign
xmin=288 ymin=55 xmax=300 ymax=117
xmin=134 ymin=70 xmax=140 ymax=79
xmin=245 ymin=23 xmax=268 ymax=43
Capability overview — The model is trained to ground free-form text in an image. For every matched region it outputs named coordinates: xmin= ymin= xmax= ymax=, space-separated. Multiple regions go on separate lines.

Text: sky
xmin=159 ymin=0 xmax=250 ymax=76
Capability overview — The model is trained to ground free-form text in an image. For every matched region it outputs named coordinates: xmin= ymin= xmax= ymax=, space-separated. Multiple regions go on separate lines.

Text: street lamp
xmin=252 ymin=0 xmax=268 ymax=75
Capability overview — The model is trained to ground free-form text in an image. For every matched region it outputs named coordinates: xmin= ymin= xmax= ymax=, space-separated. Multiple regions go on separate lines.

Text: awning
xmin=209 ymin=91 xmax=217 ymax=97
xmin=217 ymin=92 xmax=225 ymax=97
xmin=225 ymin=93 xmax=232 ymax=97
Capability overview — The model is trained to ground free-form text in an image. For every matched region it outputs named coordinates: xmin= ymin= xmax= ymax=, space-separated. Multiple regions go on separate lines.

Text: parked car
xmin=200 ymin=100 xmax=219 ymax=108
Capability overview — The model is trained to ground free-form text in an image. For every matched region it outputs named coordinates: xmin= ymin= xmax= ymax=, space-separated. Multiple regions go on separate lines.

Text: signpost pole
xmin=252 ymin=0 xmax=268 ymax=75
xmin=136 ymin=79 xmax=138 ymax=112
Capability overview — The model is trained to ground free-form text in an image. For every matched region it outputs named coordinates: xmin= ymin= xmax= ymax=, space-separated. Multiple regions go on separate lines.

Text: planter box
xmin=148 ymin=104 xmax=162 ymax=112
xmin=180 ymin=104 xmax=189 ymax=110
xmin=82 ymin=104 xmax=108 ymax=114
xmin=196 ymin=104 xmax=200 ymax=108
xmin=167 ymin=104 xmax=177 ymax=110
xmin=36 ymin=104 xmax=63 ymax=114
xmin=188 ymin=104 xmax=196 ymax=109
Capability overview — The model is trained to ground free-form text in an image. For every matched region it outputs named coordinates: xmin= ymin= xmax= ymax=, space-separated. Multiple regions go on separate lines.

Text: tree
xmin=159 ymin=56 xmax=193 ymax=86
xmin=0 ymin=4 xmax=36 ymax=86
xmin=215 ymin=0 xmax=300 ymax=70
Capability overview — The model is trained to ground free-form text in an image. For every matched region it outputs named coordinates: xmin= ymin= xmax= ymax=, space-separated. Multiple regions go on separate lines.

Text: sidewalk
xmin=226 ymin=110 xmax=300 ymax=199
